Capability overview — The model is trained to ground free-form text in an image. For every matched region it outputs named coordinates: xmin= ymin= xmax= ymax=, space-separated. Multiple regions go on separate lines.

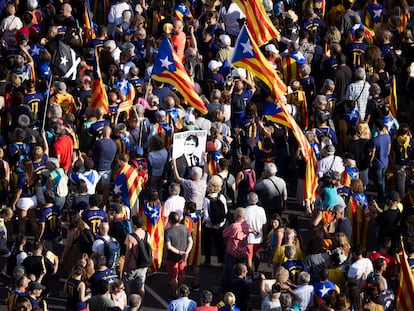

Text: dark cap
xmin=386 ymin=191 xmax=400 ymax=202
xmin=29 ymin=281 xmax=46 ymax=291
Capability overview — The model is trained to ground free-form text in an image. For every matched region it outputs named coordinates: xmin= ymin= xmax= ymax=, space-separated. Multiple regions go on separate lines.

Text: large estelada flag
xmin=233 ymin=25 xmax=317 ymax=201
xmin=54 ymin=41 xmax=81 ymax=80
xmin=233 ymin=0 xmax=280 ymax=46
xmin=397 ymin=239 xmax=414 ymax=310
xmin=151 ymin=37 xmax=208 ymax=115
xmin=232 ymin=26 xmax=286 ymax=102
xmin=83 ymin=0 xmax=96 ymax=43
xmin=91 ymin=48 xmax=109 ymax=114
xmin=113 ymin=163 xmax=143 ymax=212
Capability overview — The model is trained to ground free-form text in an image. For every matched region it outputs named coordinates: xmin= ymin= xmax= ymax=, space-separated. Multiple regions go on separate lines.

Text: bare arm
xmin=78 ymin=281 xmax=91 ymax=302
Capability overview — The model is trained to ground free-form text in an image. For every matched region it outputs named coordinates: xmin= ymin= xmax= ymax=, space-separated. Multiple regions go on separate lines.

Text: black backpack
xmin=99 ymin=236 xmax=121 ymax=269
xmin=131 ymin=232 xmax=153 ymax=268
xmin=208 ymin=194 xmax=227 ymax=225
xmin=12 ymin=143 xmax=29 ymax=169
xmin=77 ymin=229 xmax=95 ymax=255
xmin=217 ymin=174 xmax=234 ymax=205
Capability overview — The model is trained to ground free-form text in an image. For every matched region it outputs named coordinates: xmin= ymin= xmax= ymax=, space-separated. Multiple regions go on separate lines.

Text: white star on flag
xmin=119 ymin=79 xmax=128 ymax=90
xmin=319 ymin=285 xmax=331 ymax=297
xmin=160 ymin=56 xmax=173 ymax=69
xmin=114 ymin=184 xmax=122 ymax=194
xmin=31 ymin=45 xmax=40 ymax=56
xmin=241 ymin=39 xmax=253 ymax=55
xmin=352 ymin=24 xmax=361 ymax=32
xmin=150 ymin=209 xmax=159 ymax=219
xmin=60 ymin=56 xmax=68 ymax=67
xmin=373 ymin=9 xmax=382 ymax=18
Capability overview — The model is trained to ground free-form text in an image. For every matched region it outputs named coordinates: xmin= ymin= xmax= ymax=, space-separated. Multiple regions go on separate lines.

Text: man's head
xmin=128 ymin=294 xmax=142 ymax=310
xmin=191 ymin=166 xmax=203 ymax=180
xmin=354 ymin=67 xmax=366 ymax=81
xmin=264 ymin=162 xmax=277 ymax=176
xmin=333 ymin=204 xmax=345 ymax=220
xmin=169 ymin=183 xmax=180 ymax=196
xmin=233 ymin=207 xmax=246 ymax=222
xmin=179 ymin=284 xmax=190 ymax=297
xmin=247 ymin=192 xmax=259 ymax=205
xmin=200 ymin=290 xmax=213 ymax=305
xmin=98 ymin=222 xmax=110 ymax=236
xmin=89 ymin=194 xmax=103 ymax=207
xmin=168 ymin=211 xmax=180 ymax=225
xmin=184 ymin=135 xmax=198 ymax=155
xmin=233 ymin=263 xmax=248 ymax=277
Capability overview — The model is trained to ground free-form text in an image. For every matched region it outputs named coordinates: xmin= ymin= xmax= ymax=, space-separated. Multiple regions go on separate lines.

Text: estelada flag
xmin=151 ymin=37 xmax=208 ymax=115
xmin=347 ymin=193 xmax=369 ymax=250
xmin=139 ymin=203 xmax=164 ymax=272
xmin=113 ymin=162 xmax=143 ymax=211
xmin=181 ymin=213 xmax=202 ymax=266
xmin=397 ymin=239 xmax=414 ymax=310
xmin=232 ymin=25 xmax=287 ymax=102
xmin=233 ymin=0 xmax=280 ymax=46
xmin=91 ymin=48 xmax=109 ymax=114
xmin=83 ymin=0 xmax=96 ymax=42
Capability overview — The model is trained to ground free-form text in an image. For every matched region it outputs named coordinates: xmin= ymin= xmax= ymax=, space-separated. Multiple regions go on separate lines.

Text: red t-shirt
xmin=53 ymin=135 xmax=73 ymax=171
xmin=172 ymin=31 xmax=186 ymax=62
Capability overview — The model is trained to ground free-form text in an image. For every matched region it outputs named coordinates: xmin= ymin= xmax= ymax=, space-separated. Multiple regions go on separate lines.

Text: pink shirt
xmin=223 ymin=220 xmax=249 ymax=258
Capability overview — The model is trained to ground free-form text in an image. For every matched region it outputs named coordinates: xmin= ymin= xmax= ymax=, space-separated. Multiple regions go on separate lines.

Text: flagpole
xmin=42 ymin=73 xmax=54 ymax=132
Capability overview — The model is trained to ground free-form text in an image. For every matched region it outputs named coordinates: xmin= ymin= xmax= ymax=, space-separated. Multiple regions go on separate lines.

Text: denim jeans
xmin=372 ymin=165 xmax=387 ymax=202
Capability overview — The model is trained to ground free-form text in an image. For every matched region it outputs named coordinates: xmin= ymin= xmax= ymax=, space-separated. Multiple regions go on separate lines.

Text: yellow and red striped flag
xmin=387 ymin=75 xmax=398 ymax=117
xmin=233 ymin=0 xmax=280 ymax=46
xmin=83 ymin=0 xmax=96 ymax=43
xmin=232 ymin=25 xmax=287 ymax=102
xmin=151 ymin=37 xmax=208 ymax=115
xmin=114 ymin=162 xmax=143 ymax=212
xmin=91 ymin=48 xmax=109 ymax=114
xmin=347 ymin=194 xmax=369 ymax=250
xmin=397 ymin=239 xmax=414 ymax=310
xmin=181 ymin=213 xmax=202 ymax=266
xmin=139 ymin=203 xmax=164 ymax=272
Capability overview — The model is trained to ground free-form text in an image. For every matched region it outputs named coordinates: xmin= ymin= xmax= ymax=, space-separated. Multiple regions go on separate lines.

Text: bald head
xmin=99 ymin=222 xmax=110 ymax=235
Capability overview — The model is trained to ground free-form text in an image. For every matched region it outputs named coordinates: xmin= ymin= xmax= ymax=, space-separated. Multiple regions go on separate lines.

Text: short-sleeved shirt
xmin=37 ymin=205 xmax=60 ymax=240
xmin=370 ymin=133 xmax=391 ymax=168
xmin=165 ymin=224 xmax=191 ymax=263
xmin=16 ymin=174 xmax=35 ymax=197
xmin=91 ymin=138 xmax=117 ymax=171
xmin=82 ymin=209 xmax=108 ymax=234
xmin=181 ymin=174 xmax=208 ymax=211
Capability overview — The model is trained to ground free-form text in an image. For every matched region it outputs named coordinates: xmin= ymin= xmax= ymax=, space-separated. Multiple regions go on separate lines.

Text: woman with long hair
xmin=61 ymin=213 xmax=88 ymax=274
xmin=63 ymin=264 xmax=91 ymax=311
xmin=12 ymin=159 xmax=37 ymax=236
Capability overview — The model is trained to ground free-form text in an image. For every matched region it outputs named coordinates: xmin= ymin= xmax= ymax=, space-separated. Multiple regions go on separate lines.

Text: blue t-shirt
xmin=91 ymin=138 xmax=117 ymax=171
xmin=82 ymin=209 xmax=108 ymax=234
xmin=370 ymin=133 xmax=391 ymax=168
xmin=37 ymin=205 xmax=61 ymax=240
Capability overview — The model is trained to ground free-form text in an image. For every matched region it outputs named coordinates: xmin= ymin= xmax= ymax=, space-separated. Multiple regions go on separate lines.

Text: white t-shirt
xmin=164 ymin=195 xmax=186 ymax=221
xmin=245 ymin=204 xmax=267 ymax=244
xmin=261 ymin=296 xmax=281 ymax=311
xmin=347 ymin=257 xmax=373 ymax=286
xmin=294 ymin=284 xmax=314 ymax=311
xmin=219 ymin=3 xmax=245 ymax=37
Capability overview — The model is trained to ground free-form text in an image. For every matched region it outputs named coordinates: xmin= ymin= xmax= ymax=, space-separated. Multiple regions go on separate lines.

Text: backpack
xmin=131 ymin=231 xmax=153 ymax=268
xmin=56 ymin=172 xmax=69 ymax=197
xmin=99 ymin=236 xmax=121 ymax=269
xmin=208 ymin=194 xmax=227 ymax=225
xmin=217 ymin=174 xmax=234 ymax=205
xmin=365 ymin=271 xmax=382 ymax=289
xmin=12 ymin=143 xmax=29 ymax=169
xmin=243 ymin=170 xmax=255 ymax=192
xmin=77 ymin=229 xmax=95 ymax=255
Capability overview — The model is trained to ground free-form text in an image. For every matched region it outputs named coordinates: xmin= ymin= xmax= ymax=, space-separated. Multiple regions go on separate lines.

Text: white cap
xmin=208 ymin=60 xmax=223 ymax=71
xmin=219 ymin=34 xmax=231 ymax=46
xmin=231 ymin=68 xmax=246 ymax=79
xmin=265 ymin=44 xmax=279 ymax=54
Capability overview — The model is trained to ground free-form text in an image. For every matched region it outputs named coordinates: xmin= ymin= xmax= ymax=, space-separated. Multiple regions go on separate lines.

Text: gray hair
xmin=334 ymin=204 xmax=345 ymax=214
xmin=27 ymin=0 xmax=38 ymax=10
xmin=313 ymin=94 xmax=327 ymax=106
xmin=191 ymin=166 xmax=203 ymax=180
xmin=323 ymin=79 xmax=335 ymax=91
xmin=297 ymin=271 xmax=311 ymax=285
xmin=284 ymin=245 xmax=296 ymax=258
xmin=247 ymin=192 xmax=259 ymax=205
xmin=300 ymin=64 xmax=311 ymax=76
xmin=211 ymin=89 xmax=222 ymax=100
xmin=135 ymin=103 xmax=145 ymax=116
xmin=169 ymin=183 xmax=180 ymax=196
xmin=148 ymin=95 xmax=159 ymax=107
xmin=264 ymin=162 xmax=277 ymax=175
xmin=369 ymin=83 xmax=381 ymax=95
xmin=354 ymin=67 xmax=366 ymax=81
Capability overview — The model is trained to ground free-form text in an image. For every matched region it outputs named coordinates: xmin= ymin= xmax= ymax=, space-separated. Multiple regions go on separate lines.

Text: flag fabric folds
xmin=387 ymin=75 xmax=398 ymax=117
xmin=232 ymin=26 xmax=287 ymax=102
xmin=139 ymin=206 xmax=164 ymax=272
xmin=83 ymin=0 xmax=96 ymax=42
xmin=347 ymin=193 xmax=369 ymax=250
xmin=113 ymin=163 xmax=143 ymax=212
xmin=397 ymin=239 xmax=414 ymax=310
xmin=54 ymin=41 xmax=81 ymax=81
xmin=91 ymin=48 xmax=109 ymax=114
xmin=151 ymin=37 xmax=208 ymax=115
xmin=233 ymin=0 xmax=280 ymax=46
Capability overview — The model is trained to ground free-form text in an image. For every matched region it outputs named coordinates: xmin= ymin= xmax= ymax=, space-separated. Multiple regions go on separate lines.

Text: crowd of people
xmin=1 ymin=0 xmax=414 ymax=310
